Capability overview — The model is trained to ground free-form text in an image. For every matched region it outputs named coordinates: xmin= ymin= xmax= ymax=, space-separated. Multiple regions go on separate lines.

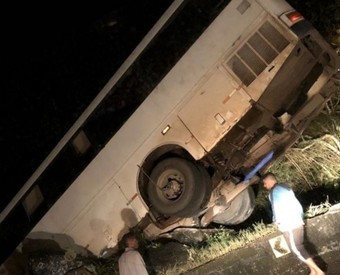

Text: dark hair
xmin=261 ymin=172 xmax=276 ymax=181
xmin=123 ymin=232 xmax=137 ymax=247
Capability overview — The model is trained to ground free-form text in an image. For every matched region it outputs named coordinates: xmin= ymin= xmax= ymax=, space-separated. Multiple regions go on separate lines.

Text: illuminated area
xmin=287 ymin=10 xmax=303 ymax=23
xmin=1 ymin=0 xmax=339 ymax=273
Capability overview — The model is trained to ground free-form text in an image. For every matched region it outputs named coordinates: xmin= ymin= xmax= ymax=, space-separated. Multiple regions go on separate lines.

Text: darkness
xmin=1 ymin=1 xmax=173 ymax=211
xmin=0 ymin=0 xmax=336 ymax=212
xmin=0 ymin=0 xmax=338 ymax=267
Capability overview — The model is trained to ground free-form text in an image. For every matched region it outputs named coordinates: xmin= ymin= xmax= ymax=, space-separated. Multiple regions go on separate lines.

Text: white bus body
xmin=1 ymin=0 xmax=338 ymax=259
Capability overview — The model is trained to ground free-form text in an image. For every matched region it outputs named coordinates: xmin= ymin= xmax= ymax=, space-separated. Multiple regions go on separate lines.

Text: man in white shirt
xmin=263 ymin=172 xmax=325 ymax=275
xmin=118 ymin=232 xmax=149 ymax=275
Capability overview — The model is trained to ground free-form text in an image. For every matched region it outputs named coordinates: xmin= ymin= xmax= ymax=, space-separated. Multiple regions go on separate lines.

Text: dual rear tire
xmin=147 ymin=158 xmax=211 ymax=217
xmin=212 ymin=187 xmax=255 ymax=225
xmin=147 ymin=157 xmax=255 ymax=225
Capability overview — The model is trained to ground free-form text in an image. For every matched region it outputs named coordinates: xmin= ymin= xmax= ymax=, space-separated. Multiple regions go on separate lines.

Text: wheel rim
xmin=156 ymin=169 xmax=185 ymax=201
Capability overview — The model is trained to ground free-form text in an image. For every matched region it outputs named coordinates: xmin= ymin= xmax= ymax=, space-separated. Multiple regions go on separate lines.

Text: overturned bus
xmin=1 ymin=0 xmax=339 ymax=261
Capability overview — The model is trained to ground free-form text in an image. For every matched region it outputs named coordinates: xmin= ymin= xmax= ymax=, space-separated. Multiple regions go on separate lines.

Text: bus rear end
xmin=145 ymin=0 xmax=339 ymax=233
xmin=207 ymin=0 xmax=339 ymax=178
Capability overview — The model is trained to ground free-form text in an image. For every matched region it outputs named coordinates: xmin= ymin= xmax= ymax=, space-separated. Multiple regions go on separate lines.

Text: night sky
xmin=0 ymin=0 xmax=336 ymax=212
xmin=1 ymin=1 xmax=172 ymax=211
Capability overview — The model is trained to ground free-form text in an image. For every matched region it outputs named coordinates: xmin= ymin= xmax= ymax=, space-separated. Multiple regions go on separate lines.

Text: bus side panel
xmin=32 ymin=178 xmax=135 ymax=255
xmin=29 ymin=0 xmax=266 ymax=254
xmin=31 ymin=152 xmax=122 ymax=233
xmin=100 ymin=0 xmax=266 ymax=173
xmin=113 ymin=116 xmax=205 ymax=212
xmin=178 ymin=68 xmax=252 ymax=151
xmin=67 ymin=180 xmax=138 ymax=254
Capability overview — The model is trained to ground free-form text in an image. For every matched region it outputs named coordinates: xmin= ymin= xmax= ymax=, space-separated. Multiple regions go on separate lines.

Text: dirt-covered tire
xmin=147 ymin=158 xmax=211 ymax=217
xmin=212 ymin=187 xmax=255 ymax=225
xmin=196 ymin=164 xmax=213 ymax=212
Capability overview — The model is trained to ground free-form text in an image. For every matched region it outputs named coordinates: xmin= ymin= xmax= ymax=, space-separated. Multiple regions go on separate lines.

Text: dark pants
xmin=283 ymin=226 xmax=311 ymax=262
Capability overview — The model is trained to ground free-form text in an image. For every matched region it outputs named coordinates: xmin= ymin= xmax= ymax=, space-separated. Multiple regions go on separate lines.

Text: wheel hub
xmin=161 ymin=174 xmax=184 ymax=200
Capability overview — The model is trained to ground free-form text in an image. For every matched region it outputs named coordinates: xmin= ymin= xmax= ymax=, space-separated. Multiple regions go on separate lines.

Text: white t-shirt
xmin=118 ymin=248 xmax=149 ymax=275
xmin=269 ymin=183 xmax=304 ymax=232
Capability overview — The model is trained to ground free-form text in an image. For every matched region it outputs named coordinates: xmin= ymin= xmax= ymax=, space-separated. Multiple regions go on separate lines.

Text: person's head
xmin=124 ymin=232 xmax=139 ymax=249
xmin=262 ymin=172 xmax=277 ymax=190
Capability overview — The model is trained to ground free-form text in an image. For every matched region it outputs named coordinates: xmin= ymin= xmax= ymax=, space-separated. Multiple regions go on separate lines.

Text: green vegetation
xmin=21 ymin=2 xmax=339 ymax=275
xmin=160 ymin=12 xmax=340 ymax=271
xmin=158 ymin=199 xmax=334 ymax=275
xmin=85 ymin=4 xmax=340 ymax=273
xmin=269 ymin=92 xmax=340 ymax=191
xmin=304 ymin=199 xmax=332 ymax=218
xmin=159 ymin=222 xmax=276 ymax=275
xmin=55 ymin=197 xmax=335 ymax=275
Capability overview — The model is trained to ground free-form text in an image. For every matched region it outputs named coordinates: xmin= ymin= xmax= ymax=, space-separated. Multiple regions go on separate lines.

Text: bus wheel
xmin=147 ymin=157 xmax=211 ymax=217
xmin=212 ymin=187 xmax=255 ymax=225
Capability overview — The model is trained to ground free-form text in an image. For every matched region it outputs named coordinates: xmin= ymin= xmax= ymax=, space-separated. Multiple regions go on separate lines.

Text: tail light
xmin=286 ymin=11 xmax=303 ymax=23
xmin=280 ymin=10 xmax=304 ymax=27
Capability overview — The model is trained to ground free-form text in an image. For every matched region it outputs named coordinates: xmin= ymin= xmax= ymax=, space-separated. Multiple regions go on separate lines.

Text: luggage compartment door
xmin=178 ymin=68 xmax=252 ymax=151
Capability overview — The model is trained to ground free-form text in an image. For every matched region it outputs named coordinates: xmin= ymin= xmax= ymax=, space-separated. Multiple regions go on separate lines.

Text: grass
xmin=25 ymin=5 xmax=340 ymax=274
xmin=158 ymin=222 xmax=276 ymax=275
xmin=89 ymin=7 xmax=340 ymax=275
xmin=156 ymin=199 xmax=334 ymax=275
xmin=304 ymin=198 xmax=332 ymax=218
xmin=268 ymin=91 xmax=340 ymax=192
xmin=43 ymin=51 xmax=340 ymax=275
xmin=85 ymin=92 xmax=340 ymax=275
xmin=158 ymin=90 xmax=340 ymax=274
xmin=267 ymin=4 xmax=339 ymax=189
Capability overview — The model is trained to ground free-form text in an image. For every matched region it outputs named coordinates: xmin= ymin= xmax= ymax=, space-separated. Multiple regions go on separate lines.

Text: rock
xmin=147 ymin=242 xmax=190 ymax=272
xmin=160 ymin=228 xmax=235 ymax=245
xmin=19 ymin=235 xmax=98 ymax=274
xmin=27 ymin=252 xmax=83 ymax=274
xmin=25 ymin=232 xmax=91 ymax=256
xmin=22 ymin=238 xmax=65 ymax=255
xmin=65 ymin=267 xmax=94 ymax=275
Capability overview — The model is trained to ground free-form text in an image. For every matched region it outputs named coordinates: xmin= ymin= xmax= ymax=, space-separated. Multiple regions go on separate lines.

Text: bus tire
xmin=212 ymin=187 xmax=255 ymax=225
xmin=147 ymin=157 xmax=211 ymax=217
